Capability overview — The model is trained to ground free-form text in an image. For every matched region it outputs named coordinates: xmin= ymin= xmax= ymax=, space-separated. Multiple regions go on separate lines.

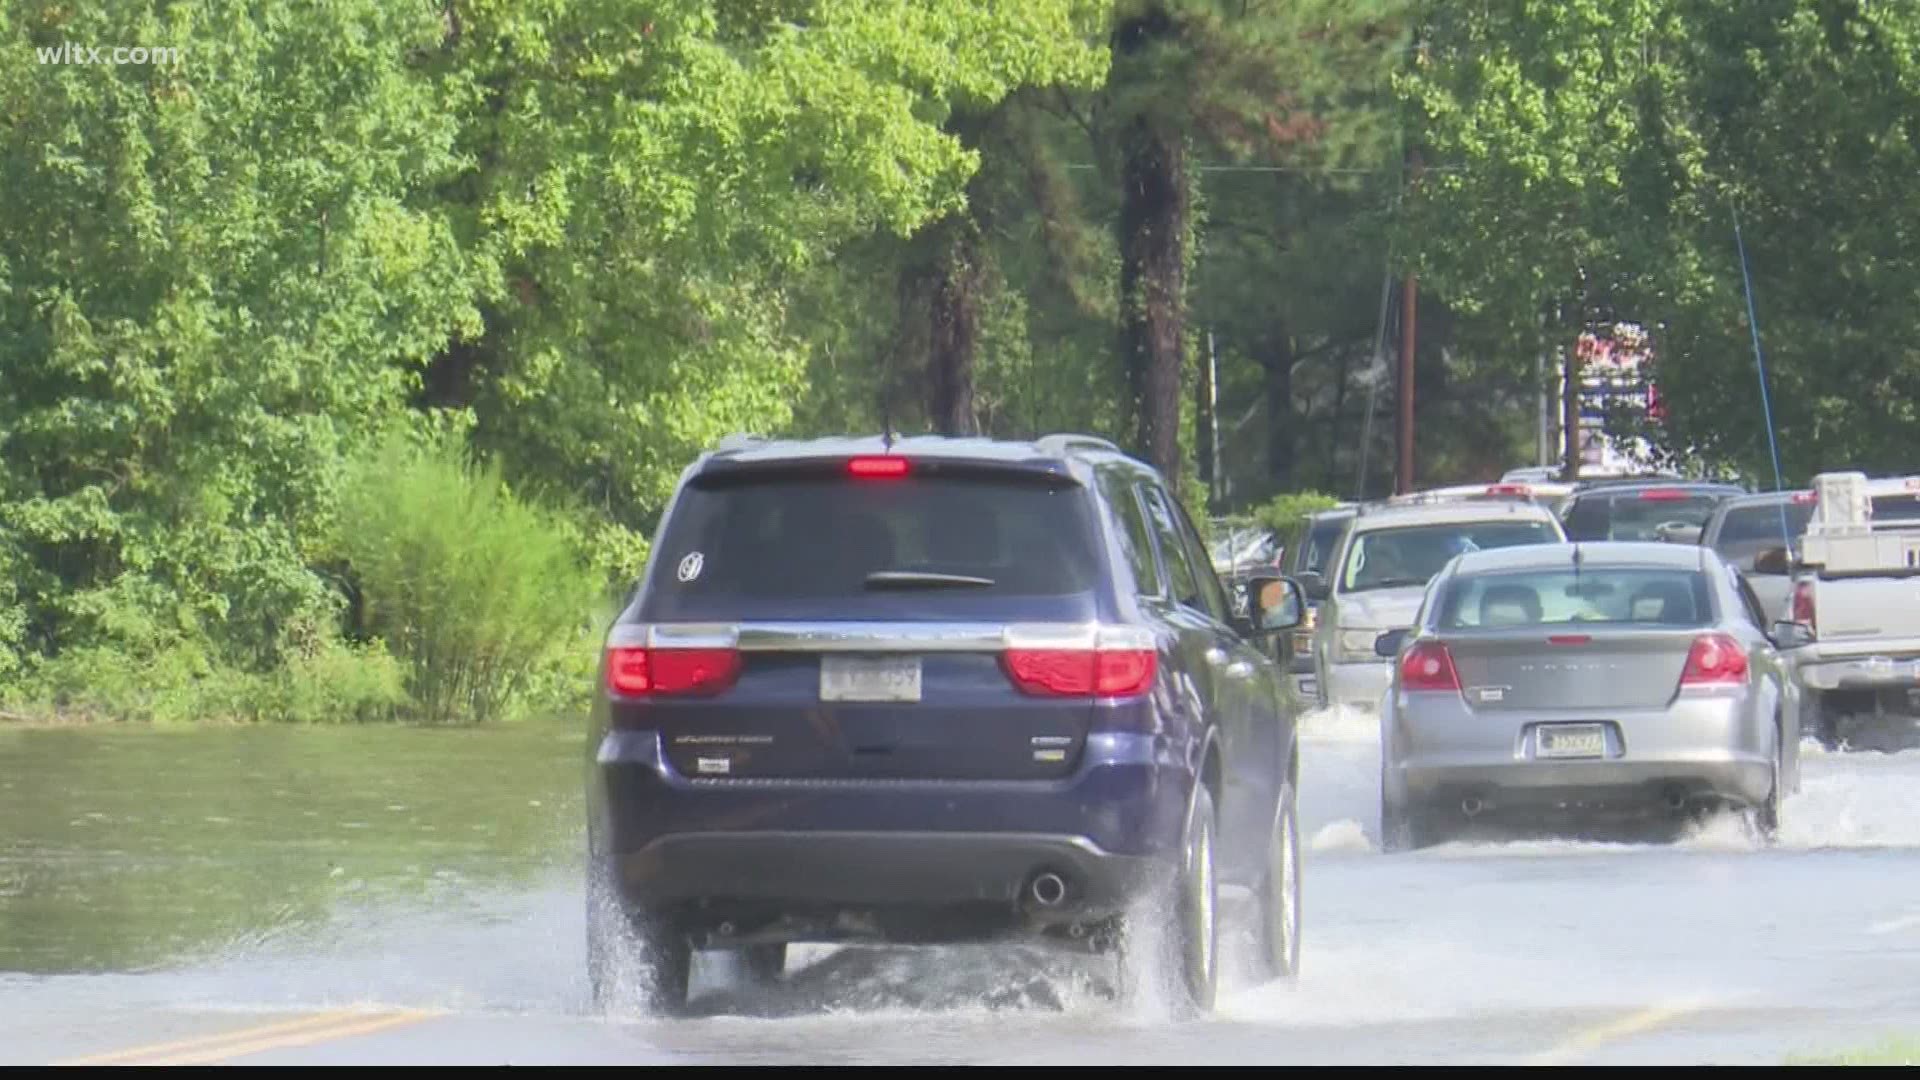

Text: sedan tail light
xmin=1399 ymin=641 xmax=1461 ymax=693
xmin=1679 ymin=633 xmax=1749 ymax=688
xmin=606 ymin=646 xmax=741 ymax=697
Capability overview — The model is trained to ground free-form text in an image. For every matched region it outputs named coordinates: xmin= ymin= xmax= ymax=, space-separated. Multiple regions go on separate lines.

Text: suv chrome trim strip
xmin=608 ymin=622 xmax=1161 ymax=653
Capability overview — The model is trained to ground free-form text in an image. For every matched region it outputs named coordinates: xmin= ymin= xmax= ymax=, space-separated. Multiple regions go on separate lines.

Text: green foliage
xmin=330 ymin=433 xmax=602 ymax=725
xmin=0 ymin=1 xmax=1106 ymax=720
xmin=11 ymin=637 xmax=407 ymax=725
xmin=1399 ymin=0 xmax=1920 ymax=483
xmin=1253 ymin=490 xmax=1342 ymax=535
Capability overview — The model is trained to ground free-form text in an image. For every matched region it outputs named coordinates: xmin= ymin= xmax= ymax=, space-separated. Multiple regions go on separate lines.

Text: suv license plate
xmin=1537 ymin=723 xmax=1606 ymax=759
xmin=820 ymin=656 xmax=922 ymax=702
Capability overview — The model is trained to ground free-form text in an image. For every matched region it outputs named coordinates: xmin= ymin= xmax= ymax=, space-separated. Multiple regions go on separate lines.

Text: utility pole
xmin=1396 ymin=271 xmax=1417 ymax=495
xmin=1395 ymin=151 xmax=1421 ymax=496
xmin=1563 ymin=336 xmax=1584 ymax=483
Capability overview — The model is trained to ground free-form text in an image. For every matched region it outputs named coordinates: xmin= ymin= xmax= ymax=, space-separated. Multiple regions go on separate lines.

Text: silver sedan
xmin=1377 ymin=542 xmax=1802 ymax=849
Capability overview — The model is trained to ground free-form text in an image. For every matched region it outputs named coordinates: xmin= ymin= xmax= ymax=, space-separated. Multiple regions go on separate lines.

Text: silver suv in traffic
xmin=1313 ymin=499 xmax=1566 ymax=712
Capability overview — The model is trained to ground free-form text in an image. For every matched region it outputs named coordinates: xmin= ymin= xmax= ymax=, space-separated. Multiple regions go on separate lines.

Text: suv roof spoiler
xmin=1035 ymin=433 xmax=1122 ymax=456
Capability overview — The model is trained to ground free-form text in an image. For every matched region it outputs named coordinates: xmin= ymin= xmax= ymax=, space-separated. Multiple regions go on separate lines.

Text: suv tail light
xmin=606 ymin=646 xmax=741 ymax=696
xmin=1399 ymin=641 xmax=1460 ymax=693
xmin=1792 ymin=580 xmax=1816 ymax=633
xmin=1003 ymin=647 xmax=1156 ymax=697
xmin=1679 ymin=633 xmax=1748 ymax=688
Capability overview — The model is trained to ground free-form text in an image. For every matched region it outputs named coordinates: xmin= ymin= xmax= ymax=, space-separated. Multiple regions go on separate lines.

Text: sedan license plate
xmin=820 ymin=655 xmax=922 ymax=702
xmin=1537 ymin=723 xmax=1606 ymax=759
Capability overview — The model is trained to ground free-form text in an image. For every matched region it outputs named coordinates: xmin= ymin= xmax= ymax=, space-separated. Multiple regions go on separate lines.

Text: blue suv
xmin=586 ymin=434 xmax=1308 ymax=1015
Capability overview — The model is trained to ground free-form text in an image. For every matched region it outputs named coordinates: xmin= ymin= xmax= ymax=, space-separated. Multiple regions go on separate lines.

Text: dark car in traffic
xmin=1559 ymin=480 xmax=1746 ymax=544
xmin=585 ymin=434 xmax=1309 ymax=1016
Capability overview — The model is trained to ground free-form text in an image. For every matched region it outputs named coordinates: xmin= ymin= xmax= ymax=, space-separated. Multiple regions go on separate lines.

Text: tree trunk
xmin=1261 ymin=332 xmax=1295 ymax=491
xmin=1118 ymin=117 xmax=1188 ymax=488
xmin=926 ymin=218 xmax=982 ymax=436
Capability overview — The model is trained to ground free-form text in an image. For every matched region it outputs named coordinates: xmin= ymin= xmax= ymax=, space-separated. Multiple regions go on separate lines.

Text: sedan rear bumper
xmin=1386 ymin=691 xmax=1778 ymax=810
xmin=1394 ymin=754 xmax=1774 ymax=811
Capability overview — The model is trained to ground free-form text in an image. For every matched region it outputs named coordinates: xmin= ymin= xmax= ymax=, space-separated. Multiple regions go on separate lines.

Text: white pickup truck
xmin=1781 ymin=472 xmax=1920 ymax=749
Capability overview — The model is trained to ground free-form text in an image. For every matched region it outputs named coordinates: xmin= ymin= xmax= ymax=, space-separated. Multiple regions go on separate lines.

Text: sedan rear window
xmin=639 ymin=474 xmax=1104 ymax=621
xmin=1436 ymin=569 xmax=1712 ymax=629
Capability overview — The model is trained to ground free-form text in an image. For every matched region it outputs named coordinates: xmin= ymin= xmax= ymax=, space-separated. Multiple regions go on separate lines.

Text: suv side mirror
xmin=1752 ymin=546 xmax=1792 ymax=575
xmin=1770 ymin=620 xmax=1814 ymax=650
xmin=1295 ymin=571 xmax=1328 ymax=602
xmin=1245 ymin=576 xmax=1305 ymax=632
xmin=1374 ymin=628 xmax=1410 ymax=657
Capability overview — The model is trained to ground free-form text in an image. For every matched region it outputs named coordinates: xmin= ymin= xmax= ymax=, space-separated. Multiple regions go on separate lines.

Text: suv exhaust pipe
xmin=1029 ymin=872 xmax=1068 ymax=907
xmin=1461 ymin=796 xmax=1485 ymax=818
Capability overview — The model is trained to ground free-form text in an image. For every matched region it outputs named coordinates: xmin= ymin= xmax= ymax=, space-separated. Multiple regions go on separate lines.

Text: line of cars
xmin=1269 ymin=466 xmax=1920 ymax=849
xmin=581 ymin=430 xmax=1920 ymax=1020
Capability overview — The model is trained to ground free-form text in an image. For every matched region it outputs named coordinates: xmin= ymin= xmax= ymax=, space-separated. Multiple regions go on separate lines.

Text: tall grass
xmin=332 ymin=433 xmax=602 ymax=724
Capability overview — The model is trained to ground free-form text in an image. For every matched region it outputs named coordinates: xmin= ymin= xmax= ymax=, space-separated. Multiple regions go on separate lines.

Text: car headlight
xmin=1337 ymin=629 xmax=1384 ymax=663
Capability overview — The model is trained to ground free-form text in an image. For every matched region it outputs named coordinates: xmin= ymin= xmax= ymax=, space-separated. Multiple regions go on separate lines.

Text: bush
xmin=331 ymin=432 xmax=602 ymax=724
xmin=11 ymin=633 xmax=410 ymax=725
xmin=1253 ymin=490 xmax=1343 ymax=536
xmin=262 ymin=640 xmax=411 ymax=724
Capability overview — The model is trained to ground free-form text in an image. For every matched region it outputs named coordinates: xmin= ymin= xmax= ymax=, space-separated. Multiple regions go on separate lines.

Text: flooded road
xmin=5 ymin=713 xmax=1920 ymax=1064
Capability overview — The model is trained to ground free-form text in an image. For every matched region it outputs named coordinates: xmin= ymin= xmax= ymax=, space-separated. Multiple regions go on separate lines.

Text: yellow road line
xmin=57 ymin=1010 xmax=368 ymax=1066
xmin=141 ymin=1009 xmax=437 ymax=1065
xmin=1525 ymin=1002 xmax=1702 ymax=1065
xmin=56 ymin=1007 xmax=436 ymax=1067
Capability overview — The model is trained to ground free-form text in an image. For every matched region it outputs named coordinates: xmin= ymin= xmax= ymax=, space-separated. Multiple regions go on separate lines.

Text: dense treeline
xmin=2 ymin=1 xmax=1914 ymax=721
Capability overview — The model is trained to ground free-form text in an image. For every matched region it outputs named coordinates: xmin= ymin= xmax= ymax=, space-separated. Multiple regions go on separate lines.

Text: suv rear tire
xmin=1117 ymin=783 xmax=1219 ymax=1017
xmin=586 ymin=867 xmax=692 ymax=1016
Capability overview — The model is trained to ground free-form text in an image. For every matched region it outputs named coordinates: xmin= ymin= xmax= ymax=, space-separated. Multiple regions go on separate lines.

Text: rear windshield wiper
xmin=864 ymin=571 xmax=996 ymax=589
xmin=1356 ymin=576 xmax=1429 ymax=590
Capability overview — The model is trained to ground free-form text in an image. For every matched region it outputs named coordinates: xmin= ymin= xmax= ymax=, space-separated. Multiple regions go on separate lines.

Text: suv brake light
xmin=1639 ymin=488 xmax=1690 ymax=502
xmin=1679 ymin=633 xmax=1748 ymax=687
xmin=848 ymin=456 xmax=910 ymax=478
xmin=1003 ymin=647 xmax=1156 ymax=697
xmin=1399 ymin=641 xmax=1460 ymax=693
xmin=606 ymin=646 xmax=741 ymax=696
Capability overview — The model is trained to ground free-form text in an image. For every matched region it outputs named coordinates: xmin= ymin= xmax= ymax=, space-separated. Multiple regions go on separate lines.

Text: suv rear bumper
xmin=589 ymin=729 xmax=1189 ymax=918
xmin=613 ymin=831 xmax=1160 ymax=923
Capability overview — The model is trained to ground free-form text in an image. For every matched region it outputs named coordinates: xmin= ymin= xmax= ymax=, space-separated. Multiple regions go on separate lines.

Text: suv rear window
xmin=639 ymin=474 xmax=1104 ymax=621
xmin=1564 ymin=490 xmax=1730 ymax=542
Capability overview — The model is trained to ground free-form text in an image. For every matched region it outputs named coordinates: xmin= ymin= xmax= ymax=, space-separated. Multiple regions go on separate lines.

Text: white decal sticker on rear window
xmin=677 ymin=552 xmax=704 ymax=582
